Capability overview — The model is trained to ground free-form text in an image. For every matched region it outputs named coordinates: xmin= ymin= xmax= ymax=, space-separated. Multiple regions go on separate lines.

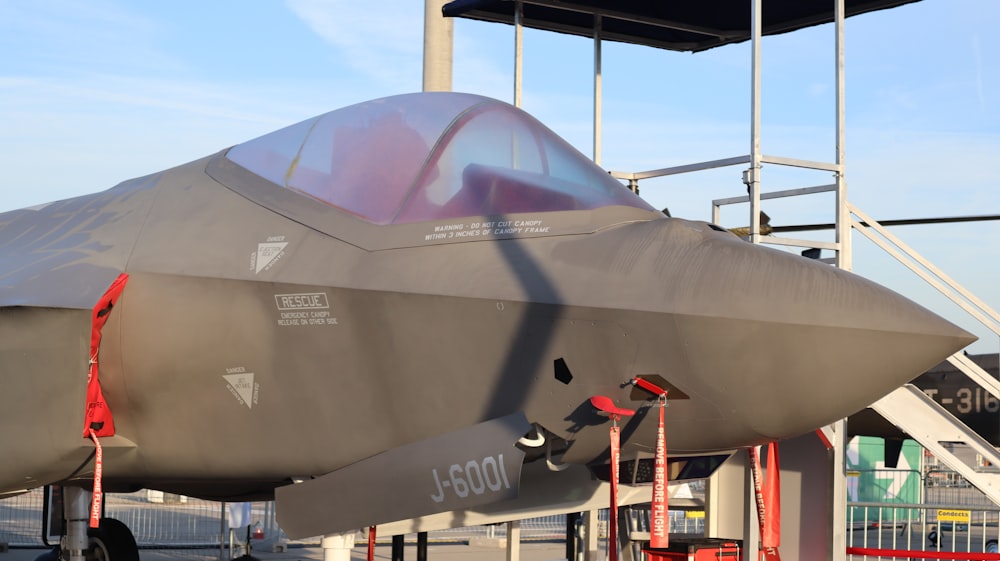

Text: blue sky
xmin=1 ymin=0 xmax=999 ymax=351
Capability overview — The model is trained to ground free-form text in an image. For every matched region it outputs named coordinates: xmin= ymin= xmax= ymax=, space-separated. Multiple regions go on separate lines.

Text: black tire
xmin=87 ymin=518 xmax=139 ymax=561
xmin=986 ymin=539 xmax=999 ymax=553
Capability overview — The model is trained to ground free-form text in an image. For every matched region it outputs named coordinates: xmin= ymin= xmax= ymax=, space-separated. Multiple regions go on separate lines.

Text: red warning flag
xmin=650 ymin=402 xmax=669 ymax=549
xmin=88 ymin=429 xmax=104 ymax=528
xmin=762 ymin=441 xmax=781 ymax=552
xmin=609 ymin=424 xmax=621 ymax=561
xmin=750 ymin=443 xmax=781 ymax=560
xmin=591 ymin=395 xmax=635 ymax=561
xmin=82 ymin=273 xmax=129 ymax=438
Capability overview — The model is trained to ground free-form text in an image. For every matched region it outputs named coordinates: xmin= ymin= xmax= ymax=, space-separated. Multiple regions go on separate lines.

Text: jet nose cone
xmin=661 ymin=223 xmax=975 ymax=443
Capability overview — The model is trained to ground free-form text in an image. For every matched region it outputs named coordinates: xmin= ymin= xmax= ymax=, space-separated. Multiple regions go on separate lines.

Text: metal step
xmin=871 ymin=384 xmax=1000 ymax=506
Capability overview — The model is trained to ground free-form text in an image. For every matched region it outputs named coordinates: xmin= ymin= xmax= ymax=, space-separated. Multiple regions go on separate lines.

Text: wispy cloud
xmin=285 ymin=0 xmax=424 ymax=92
xmin=452 ymin=20 xmax=518 ymax=100
xmin=0 ymin=0 xmax=180 ymax=75
xmin=1 ymin=75 xmax=297 ymax=125
xmin=0 ymin=71 xmax=329 ymax=210
xmin=973 ymin=33 xmax=986 ymax=112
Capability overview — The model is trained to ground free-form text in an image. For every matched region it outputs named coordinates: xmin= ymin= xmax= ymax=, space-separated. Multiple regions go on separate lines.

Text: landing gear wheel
xmin=87 ymin=518 xmax=139 ymax=561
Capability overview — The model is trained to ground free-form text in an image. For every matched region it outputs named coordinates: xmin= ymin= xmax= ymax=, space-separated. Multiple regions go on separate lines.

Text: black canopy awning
xmin=442 ymin=0 xmax=920 ymax=52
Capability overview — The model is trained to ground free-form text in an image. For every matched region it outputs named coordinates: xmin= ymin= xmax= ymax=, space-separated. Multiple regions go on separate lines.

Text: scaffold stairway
xmin=871 ymin=384 xmax=1000 ymax=505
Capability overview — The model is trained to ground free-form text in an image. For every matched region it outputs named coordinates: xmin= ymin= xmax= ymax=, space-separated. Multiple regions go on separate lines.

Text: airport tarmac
xmin=0 ymin=543 xmax=571 ymax=561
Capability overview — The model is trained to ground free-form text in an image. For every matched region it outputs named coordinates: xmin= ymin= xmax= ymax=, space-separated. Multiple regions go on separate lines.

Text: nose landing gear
xmin=85 ymin=518 xmax=139 ymax=561
xmin=35 ymin=487 xmax=140 ymax=561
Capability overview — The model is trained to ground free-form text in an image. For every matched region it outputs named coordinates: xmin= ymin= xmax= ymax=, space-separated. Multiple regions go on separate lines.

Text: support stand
xmin=321 ymin=532 xmax=355 ymax=561
xmin=367 ymin=526 xmax=376 ymax=561
xmin=417 ymin=532 xmax=428 ymax=561
xmin=566 ymin=512 xmax=579 ymax=561
xmin=62 ymin=487 xmax=90 ymax=561
xmin=583 ymin=510 xmax=599 ymax=561
xmin=392 ymin=535 xmax=404 ymax=561
xmin=505 ymin=521 xmax=520 ymax=561
xmin=229 ymin=525 xmax=260 ymax=561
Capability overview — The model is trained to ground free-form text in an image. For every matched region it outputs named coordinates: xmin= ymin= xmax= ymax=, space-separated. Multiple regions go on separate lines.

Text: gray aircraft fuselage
xmin=0 ymin=92 xmax=973 ymax=535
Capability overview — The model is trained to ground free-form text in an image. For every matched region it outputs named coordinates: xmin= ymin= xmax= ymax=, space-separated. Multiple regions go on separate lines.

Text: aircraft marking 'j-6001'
xmin=0 ymin=92 xmax=973 ymax=559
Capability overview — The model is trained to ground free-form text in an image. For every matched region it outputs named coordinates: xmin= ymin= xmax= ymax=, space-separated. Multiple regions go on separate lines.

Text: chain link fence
xmin=0 ymin=488 xmax=709 ymax=554
xmin=847 ymin=502 xmax=1000 ymax=557
xmin=21 ymin=475 xmax=1000 ymax=558
xmin=845 ymin=466 xmax=1000 ymax=557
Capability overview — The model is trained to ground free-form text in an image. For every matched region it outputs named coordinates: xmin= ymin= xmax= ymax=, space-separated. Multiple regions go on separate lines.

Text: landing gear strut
xmin=36 ymin=487 xmax=140 ymax=561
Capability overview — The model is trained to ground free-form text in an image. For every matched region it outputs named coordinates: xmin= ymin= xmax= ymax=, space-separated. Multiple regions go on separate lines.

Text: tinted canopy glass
xmin=227 ymin=92 xmax=653 ymax=225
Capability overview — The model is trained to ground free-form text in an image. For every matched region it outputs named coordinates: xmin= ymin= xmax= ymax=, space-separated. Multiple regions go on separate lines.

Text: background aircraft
xmin=850 ymin=353 xmax=1000 ymax=448
xmin=0 ymin=92 xmax=973 ymax=560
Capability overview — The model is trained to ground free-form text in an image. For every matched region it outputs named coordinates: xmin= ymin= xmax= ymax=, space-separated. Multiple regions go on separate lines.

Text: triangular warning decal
xmin=224 ymin=373 xmax=256 ymax=409
xmin=255 ymin=242 xmax=287 ymax=274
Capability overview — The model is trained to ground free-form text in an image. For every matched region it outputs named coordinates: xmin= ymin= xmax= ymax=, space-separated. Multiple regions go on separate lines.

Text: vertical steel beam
xmin=422 ymin=0 xmax=453 ymax=92
xmin=831 ymin=4 xmax=850 ymax=560
xmin=834 ymin=0 xmax=850 ymax=271
xmin=748 ymin=0 xmax=763 ymax=244
xmin=593 ymin=14 xmax=603 ymax=165
xmin=830 ymin=420 xmax=847 ymax=561
xmin=514 ymin=0 xmax=523 ymax=107
xmin=219 ymin=503 xmax=226 ymax=561
xmin=506 ymin=520 xmax=521 ymax=561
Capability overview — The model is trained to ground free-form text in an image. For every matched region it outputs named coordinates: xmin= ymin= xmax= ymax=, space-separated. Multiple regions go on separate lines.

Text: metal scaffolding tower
xmin=429 ymin=1 xmax=999 ymax=558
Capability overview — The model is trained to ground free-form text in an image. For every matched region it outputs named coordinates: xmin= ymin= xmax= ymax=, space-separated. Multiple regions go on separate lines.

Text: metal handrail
xmin=610 ymin=155 xmax=751 ymax=182
xmin=848 ymin=203 xmax=1000 ymax=338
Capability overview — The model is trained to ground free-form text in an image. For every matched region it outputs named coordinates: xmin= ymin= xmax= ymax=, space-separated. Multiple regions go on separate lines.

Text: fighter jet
xmin=0 ymin=92 xmax=973 ymax=559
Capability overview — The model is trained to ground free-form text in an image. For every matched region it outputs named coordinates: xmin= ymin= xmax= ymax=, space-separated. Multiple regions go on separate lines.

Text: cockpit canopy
xmin=226 ymin=92 xmax=653 ymax=225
